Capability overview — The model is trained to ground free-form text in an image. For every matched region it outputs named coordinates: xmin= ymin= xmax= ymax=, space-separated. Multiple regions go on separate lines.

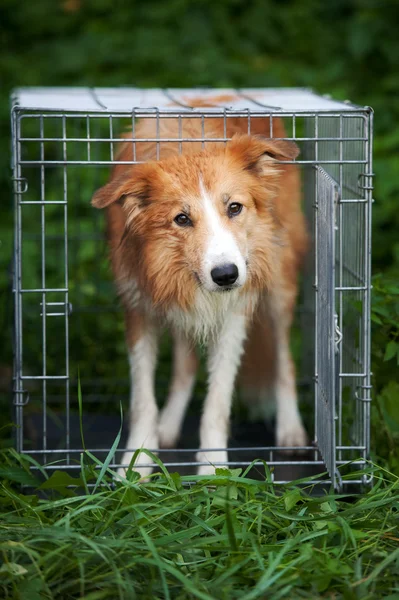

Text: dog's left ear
xmin=91 ymin=163 xmax=155 ymax=210
xmin=228 ymin=134 xmax=299 ymax=176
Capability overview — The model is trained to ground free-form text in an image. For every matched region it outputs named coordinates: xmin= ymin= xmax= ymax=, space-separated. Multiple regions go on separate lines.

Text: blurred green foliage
xmin=1 ymin=0 xmax=398 ymax=466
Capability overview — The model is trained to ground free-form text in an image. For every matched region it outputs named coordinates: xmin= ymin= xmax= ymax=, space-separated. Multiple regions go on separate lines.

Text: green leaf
xmin=18 ymin=578 xmax=45 ymax=600
xmin=284 ymin=488 xmax=302 ymax=512
xmin=215 ymin=468 xmax=231 ymax=477
xmin=385 ymin=285 xmax=399 ymax=295
xmin=378 ymin=382 xmax=399 ymax=432
xmin=313 ymin=520 xmax=328 ymax=530
xmin=169 ymin=472 xmax=183 ymax=490
xmin=371 ymin=313 xmax=383 ymax=325
xmin=39 ymin=470 xmax=85 ymax=495
xmin=320 ymin=501 xmax=335 ymax=514
xmin=0 ymin=467 xmax=40 ymax=488
xmin=372 ymin=305 xmax=392 ymax=318
xmin=384 ymin=340 xmax=398 ymax=362
xmin=317 ymin=574 xmax=332 ymax=593
xmin=0 ymin=562 xmax=28 ymax=576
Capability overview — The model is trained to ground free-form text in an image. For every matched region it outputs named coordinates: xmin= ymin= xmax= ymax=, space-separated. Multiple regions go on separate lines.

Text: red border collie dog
xmin=92 ymin=99 xmax=308 ymax=477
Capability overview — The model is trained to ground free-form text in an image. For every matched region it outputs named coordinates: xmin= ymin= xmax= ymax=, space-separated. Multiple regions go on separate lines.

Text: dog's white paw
xmin=117 ymin=455 xmax=154 ymax=479
xmin=117 ymin=444 xmax=157 ymax=480
xmin=276 ymin=418 xmax=308 ymax=451
xmin=196 ymin=450 xmax=228 ymax=476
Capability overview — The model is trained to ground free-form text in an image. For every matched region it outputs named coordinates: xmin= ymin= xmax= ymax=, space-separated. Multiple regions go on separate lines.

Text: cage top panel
xmin=12 ymin=87 xmax=364 ymax=113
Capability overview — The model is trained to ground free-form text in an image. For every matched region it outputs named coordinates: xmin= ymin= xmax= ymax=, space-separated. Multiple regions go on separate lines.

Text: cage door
xmin=315 ymin=167 xmax=339 ymax=486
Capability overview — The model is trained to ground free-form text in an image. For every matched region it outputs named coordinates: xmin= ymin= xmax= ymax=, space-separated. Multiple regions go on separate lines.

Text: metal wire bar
xmin=16 ymin=108 xmax=371 ymax=117
xmin=18 ymin=159 xmax=369 ymax=166
xmin=18 ymin=136 xmax=369 ymax=143
xmin=22 ymin=445 xmax=365 ymax=454
xmin=63 ymin=114 xmax=70 ymax=465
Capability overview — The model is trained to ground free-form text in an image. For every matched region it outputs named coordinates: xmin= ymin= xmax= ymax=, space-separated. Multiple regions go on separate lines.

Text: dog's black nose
xmin=211 ymin=263 xmax=239 ymax=287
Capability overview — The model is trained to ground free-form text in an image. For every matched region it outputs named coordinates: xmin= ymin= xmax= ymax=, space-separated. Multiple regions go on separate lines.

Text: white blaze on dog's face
xmin=197 ymin=177 xmax=247 ymax=292
xmin=91 ymin=134 xmax=299 ymax=312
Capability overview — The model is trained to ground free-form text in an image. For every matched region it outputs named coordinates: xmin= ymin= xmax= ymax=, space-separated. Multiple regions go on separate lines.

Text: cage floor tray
xmin=25 ymin=412 xmax=325 ymax=483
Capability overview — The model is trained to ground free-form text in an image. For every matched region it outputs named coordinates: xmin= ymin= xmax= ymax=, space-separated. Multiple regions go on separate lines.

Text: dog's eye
xmin=228 ymin=203 xmax=243 ymax=217
xmin=174 ymin=213 xmax=192 ymax=227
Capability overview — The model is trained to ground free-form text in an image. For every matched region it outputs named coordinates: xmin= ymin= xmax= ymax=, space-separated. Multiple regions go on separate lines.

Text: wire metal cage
xmin=11 ymin=88 xmax=373 ymax=490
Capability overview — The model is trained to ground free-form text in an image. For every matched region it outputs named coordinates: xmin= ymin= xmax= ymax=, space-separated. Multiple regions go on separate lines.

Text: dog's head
xmin=92 ymin=134 xmax=299 ymax=310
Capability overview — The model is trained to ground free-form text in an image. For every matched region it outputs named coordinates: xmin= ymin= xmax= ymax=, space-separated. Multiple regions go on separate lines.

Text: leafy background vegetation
xmin=0 ymin=0 xmax=399 ymax=597
xmin=1 ymin=0 xmax=398 ymax=464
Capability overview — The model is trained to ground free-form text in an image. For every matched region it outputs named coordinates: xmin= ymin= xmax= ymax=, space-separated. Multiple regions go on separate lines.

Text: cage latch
xmin=334 ymin=314 xmax=342 ymax=353
xmin=12 ymin=177 xmax=28 ymax=194
xmin=40 ymin=301 xmax=73 ymax=317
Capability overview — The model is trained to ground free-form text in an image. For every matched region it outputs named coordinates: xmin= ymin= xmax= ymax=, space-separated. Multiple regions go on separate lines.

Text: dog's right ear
xmin=91 ymin=166 xmax=152 ymax=210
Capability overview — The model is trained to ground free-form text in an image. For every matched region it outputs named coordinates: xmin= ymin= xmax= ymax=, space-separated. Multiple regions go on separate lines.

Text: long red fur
xmin=92 ymin=101 xmax=308 ymax=395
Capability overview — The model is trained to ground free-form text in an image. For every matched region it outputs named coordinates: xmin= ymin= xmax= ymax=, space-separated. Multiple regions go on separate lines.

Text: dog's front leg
xmin=158 ymin=332 xmax=198 ymax=449
xmin=197 ymin=314 xmax=247 ymax=475
xmin=118 ymin=311 xmax=159 ymax=478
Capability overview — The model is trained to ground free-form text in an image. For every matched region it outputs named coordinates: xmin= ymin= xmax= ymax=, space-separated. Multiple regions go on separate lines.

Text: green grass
xmin=0 ymin=447 xmax=398 ymax=599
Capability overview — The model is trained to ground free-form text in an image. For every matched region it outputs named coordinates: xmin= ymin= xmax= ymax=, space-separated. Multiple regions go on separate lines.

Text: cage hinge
xmin=13 ymin=389 xmax=30 ymax=406
xmin=355 ymin=384 xmax=372 ymax=403
xmin=357 ymin=172 xmax=374 ymax=191
xmin=12 ymin=177 xmax=28 ymax=194
xmin=334 ymin=314 xmax=342 ymax=353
